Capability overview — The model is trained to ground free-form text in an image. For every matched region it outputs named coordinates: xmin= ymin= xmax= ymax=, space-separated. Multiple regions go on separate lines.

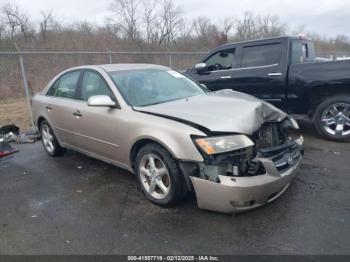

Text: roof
xmin=98 ymin=63 xmax=169 ymax=72
xmin=217 ymin=35 xmax=311 ymax=49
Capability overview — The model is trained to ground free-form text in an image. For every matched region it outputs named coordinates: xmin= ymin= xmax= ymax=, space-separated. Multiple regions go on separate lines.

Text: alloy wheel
xmin=139 ymin=154 xmax=171 ymax=199
xmin=41 ymin=123 xmax=55 ymax=154
xmin=321 ymin=103 xmax=350 ymax=136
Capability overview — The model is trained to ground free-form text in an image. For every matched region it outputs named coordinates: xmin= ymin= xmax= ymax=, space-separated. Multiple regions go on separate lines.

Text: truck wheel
xmin=135 ymin=143 xmax=187 ymax=206
xmin=314 ymin=95 xmax=350 ymax=141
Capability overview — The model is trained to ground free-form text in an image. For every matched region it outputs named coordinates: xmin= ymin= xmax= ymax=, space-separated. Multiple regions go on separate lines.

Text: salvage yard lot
xmin=0 ymin=119 xmax=349 ymax=254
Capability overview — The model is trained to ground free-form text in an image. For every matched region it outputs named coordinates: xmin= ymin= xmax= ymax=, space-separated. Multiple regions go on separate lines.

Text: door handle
xmin=73 ymin=111 xmax=82 ymax=118
xmin=220 ymin=76 xmax=232 ymax=79
xmin=267 ymin=72 xmax=282 ymax=76
xmin=46 ymin=105 xmax=52 ymax=111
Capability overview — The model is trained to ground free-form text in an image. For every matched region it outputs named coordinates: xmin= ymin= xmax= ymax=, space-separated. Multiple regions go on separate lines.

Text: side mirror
xmin=87 ymin=95 xmax=116 ymax=107
xmin=194 ymin=63 xmax=210 ymax=75
xmin=195 ymin=63 xmax=208 ymax=71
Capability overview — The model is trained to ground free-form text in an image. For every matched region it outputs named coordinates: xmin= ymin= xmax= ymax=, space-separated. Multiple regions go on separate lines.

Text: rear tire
xmin=40 ymin=120 xmax=66 ymax=156
xmin=314 ymin=95 xmax=350 ymax=141
xmin=135 ymin=143 xmax=187 ymax=206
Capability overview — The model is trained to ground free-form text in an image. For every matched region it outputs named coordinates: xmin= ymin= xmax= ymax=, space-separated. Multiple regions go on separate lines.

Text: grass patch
xmin=0 ymin=98 xmax=32 ymax=131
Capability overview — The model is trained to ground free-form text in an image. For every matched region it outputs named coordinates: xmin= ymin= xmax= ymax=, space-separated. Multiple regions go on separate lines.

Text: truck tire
xmin=135 ymin=143 xmax=187 ymax=206
xmin=314 ymin=95 xmax=350 ymax=141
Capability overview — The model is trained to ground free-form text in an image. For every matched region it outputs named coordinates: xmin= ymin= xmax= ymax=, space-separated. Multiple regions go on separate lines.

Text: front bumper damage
xmin=187 ymin=136 xmax=304 ymax=214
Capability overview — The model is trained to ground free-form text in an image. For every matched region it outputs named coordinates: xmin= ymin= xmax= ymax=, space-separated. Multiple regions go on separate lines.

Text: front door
xmin=70 ymin=70 xmax=124 ymax=164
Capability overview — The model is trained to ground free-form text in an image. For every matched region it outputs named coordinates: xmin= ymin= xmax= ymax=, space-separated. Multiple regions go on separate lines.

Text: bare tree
xmin=235 ymin=12 xmax=286 ymax=41
xmin=75 ymin=21 xmax=95 ymax=34
xmin=0 ymin=16 xmax=6 ymax=39
xmin=142 ymin=0 xmax=158 ymax=44
xmin=103 ymin=16 xmax=122 ymax=37
xmin=110 ymin=0 xmax=140 ymax=40
xmin=193 ymin=17 xmax=218 ymax=47
xmin=211 ymin=17 xmax=235 ymax=46
xmin=219 ymin=17 xmax=235 ymax=36
xmin=1 ymin=2 xmax=32 ymax=40
xmin=1 ymin=2 xmax=20 ymax=38
xmin=40 ymin=10 xmax=56 ymax=39
xmin=156 ymin=0 xmax=183 ymax=46
xmin=235 ymin=12 xmax=258 ymax=41
xmin=178 ymin=18 xmax=193 ymax=40
xmin=257 ymin=14 xmax=286 ymax=37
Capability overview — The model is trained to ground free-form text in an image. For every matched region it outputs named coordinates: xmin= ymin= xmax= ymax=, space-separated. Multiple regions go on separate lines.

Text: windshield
xmin=109 ymin=69 xmax=208 ymax=106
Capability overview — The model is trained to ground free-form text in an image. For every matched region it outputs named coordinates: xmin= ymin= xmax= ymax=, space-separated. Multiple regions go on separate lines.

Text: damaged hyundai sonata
xmin=32 ymin=64 xmax=303 ymax=213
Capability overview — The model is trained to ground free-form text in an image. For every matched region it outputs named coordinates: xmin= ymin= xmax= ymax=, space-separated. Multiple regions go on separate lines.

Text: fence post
xmin=109 ymin=53 xmax=113 ymax=64
xmin=168 ymin=54 xmax=172 ymax=68
xmin=15 ymin=44 xmax=35 ymax=131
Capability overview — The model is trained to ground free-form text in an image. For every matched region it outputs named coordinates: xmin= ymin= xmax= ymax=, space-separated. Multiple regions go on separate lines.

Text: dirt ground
xmin=0 ymin=98 xmax=32 ymax=131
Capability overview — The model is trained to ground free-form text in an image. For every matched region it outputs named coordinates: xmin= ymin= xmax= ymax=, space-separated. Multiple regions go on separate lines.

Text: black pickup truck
xmin=185 ymin=36 xmax=350 ymax=141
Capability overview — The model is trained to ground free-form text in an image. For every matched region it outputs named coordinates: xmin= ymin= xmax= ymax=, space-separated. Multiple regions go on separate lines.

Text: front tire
xmin=40 ymin=120 xmax=66 ymax=156
xmin=135 ymin=143 xmax=187 ymax=206
xmin=314 ymin=95 xmax=350 ymax=141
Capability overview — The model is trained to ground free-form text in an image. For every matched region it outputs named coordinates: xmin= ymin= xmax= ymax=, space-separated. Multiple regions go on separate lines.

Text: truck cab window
xmin=204 ymin=49 xmax=235 ymax=71
xmin=292 ymin=40 xmax=315 ymax=63
xmin=241 ymin=43 xmax=281 ymax=68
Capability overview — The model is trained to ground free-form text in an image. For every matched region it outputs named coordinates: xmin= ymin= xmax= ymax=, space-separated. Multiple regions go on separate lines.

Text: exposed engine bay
xmin=185 ymin=117 xmax=302 ymax=180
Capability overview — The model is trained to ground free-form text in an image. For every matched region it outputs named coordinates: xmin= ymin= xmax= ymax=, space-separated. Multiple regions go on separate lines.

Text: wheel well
xmin=37 ymin=117 xmax=46 ymax=130
xmin=308 ymin=87 xmax=350 ymax=116
xmin=129 ymin=138 xmax=193 ymax=192
xmin=130 ymin=139 xmax=172 ymax=170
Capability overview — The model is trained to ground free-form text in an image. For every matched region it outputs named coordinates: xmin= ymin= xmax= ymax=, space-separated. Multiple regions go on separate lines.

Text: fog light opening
xmin=230 ymin=200 xmax=256 ymax=207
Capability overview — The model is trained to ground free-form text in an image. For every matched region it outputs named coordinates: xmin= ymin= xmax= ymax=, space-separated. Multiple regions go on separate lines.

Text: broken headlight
xmin=282 ymin=116 xmax=299 ymax=130
xmin=194 ymin=135 xmax=254 ymax=155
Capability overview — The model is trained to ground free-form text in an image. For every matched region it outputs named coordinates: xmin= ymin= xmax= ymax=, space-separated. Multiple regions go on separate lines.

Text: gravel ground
xmin=0 ymin=119 xmax=349 ymax=255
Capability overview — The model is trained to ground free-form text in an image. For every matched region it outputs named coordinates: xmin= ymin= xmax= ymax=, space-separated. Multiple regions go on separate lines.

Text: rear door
xmin=232 ymin=40 xmax=288 ymax=110
xmin=44 ymin=70 xmax=82 ymax=146
xmin=190 ymin=47 xmax=238 ymax=91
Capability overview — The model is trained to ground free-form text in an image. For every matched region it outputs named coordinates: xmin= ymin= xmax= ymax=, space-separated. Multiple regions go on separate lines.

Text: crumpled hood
xmin=134 ymin=89 xmax=287 ymax=135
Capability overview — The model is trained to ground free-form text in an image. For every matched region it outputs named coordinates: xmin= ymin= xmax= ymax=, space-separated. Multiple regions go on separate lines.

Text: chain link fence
xmin=0 ymin=51 xmax=206 ymax=131
xmin=1 ymin=50 xmax=350 ymax=131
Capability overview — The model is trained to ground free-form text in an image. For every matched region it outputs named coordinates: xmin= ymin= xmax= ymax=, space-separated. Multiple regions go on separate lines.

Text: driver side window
xmin=204 ymin=48 xmax=235 ymax=71
xmin=80 ymin=71 xmax=112 ymax=101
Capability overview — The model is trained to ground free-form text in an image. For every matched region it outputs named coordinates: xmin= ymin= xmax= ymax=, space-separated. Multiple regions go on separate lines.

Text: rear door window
xmin=241 ymin=43 xmax=281 ymax=68
xmin=52 ymin=71 xmax=81 ymax=99
xmin=204 ymin=48 xmax=236 ymax=71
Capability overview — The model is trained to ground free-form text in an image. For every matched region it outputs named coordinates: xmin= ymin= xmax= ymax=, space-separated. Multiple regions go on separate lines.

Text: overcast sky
xmin=1 ymin=0 xmax=349 ymax=37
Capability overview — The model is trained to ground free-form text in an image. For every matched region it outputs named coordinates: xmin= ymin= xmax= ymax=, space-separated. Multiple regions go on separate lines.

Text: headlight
xmin=194 ymin=135 xmax=254 ymax=155
xmin=289 ymin=117 xmax=299 ymax=129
